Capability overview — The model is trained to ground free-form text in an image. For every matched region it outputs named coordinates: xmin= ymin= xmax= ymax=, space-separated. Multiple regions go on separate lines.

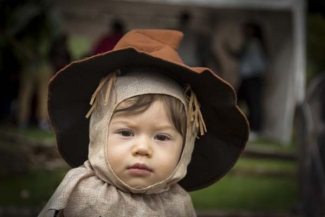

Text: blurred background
xmin=1 ymin=0 xmax=325 ymax=216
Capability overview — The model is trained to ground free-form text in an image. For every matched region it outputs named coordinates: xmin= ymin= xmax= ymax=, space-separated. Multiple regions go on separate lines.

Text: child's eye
xmin=155 ymin=134 xmax=170 ymax=141
xmin=117 ymin=129 xmax=134 ymax=137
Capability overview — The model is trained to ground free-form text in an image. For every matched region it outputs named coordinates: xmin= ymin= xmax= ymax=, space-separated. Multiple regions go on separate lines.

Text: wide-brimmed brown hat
xmin=48 ymin=29 xmax=249 ymax=191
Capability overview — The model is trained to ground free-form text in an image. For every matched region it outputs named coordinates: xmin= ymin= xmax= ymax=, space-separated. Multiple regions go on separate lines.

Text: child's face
xmin=107 ymin=100 xmax=184 ymax=189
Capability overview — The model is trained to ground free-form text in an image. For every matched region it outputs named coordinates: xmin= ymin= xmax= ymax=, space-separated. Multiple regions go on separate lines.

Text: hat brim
xmin=48 ymin=47 xmax=249 ymax=191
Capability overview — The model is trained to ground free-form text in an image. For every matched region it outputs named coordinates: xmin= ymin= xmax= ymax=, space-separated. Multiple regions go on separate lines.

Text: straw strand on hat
xmin=184 ymin=85 xmax=207 ymax=137
xmin=85 ymin=71 xmax=118 ymax=118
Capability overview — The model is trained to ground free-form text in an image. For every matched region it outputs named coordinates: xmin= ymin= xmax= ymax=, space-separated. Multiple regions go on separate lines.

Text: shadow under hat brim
xmin=48 ymin=47 xmax=249 ymax=192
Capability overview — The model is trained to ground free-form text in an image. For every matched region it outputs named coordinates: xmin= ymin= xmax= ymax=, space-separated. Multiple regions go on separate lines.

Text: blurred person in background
xmin=92 ymin=18 xmax=125 ymax=55
xmin=0 ymin=32 xmax=20 ymax=125
xmin=224 ymin=21 xmax=268 ymax=141
xmin=176 ymin=10 xmax=200 ymax=67
xmin=49 ymin=32 xmax=72 ymax=74
xmin=0 ymin=1 xmax=23 ymax=125
xmin=176 ymin=10 xmax=221 ymax=75
xmin=10 ymin=1 xmax=56 ymax=131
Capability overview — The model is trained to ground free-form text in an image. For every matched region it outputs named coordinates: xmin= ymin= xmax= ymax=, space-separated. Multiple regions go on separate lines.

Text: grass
xmin=233 ymin=158 xmax=297 ymax=172
xmin=0 ymin=169 xmax=67 ymax=207
xmin=0 ymin=125 xmax=55 ymax=140
xmin=190 ymin=173 xmax=298 ymax=212
xmin=190 ymin=157 xmax=299 ymax=212
xmin=248 ymin=139 xmax=297 ymax=153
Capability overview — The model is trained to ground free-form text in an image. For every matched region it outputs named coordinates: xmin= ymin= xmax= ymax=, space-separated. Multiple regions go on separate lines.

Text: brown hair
xmin=114 ymin=94 xmax=187 ymax=137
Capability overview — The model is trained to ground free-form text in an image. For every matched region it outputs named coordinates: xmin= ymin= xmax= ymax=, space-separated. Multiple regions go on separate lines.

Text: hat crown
xmin=114 ymin=29 xmax=185 ymax=64
xmin=114 ymin=29 xmax=183 ymax=50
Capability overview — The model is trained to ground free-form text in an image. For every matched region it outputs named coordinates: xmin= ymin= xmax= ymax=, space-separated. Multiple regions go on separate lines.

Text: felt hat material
xmin=48 ymin=29 xmax=249 ymax=191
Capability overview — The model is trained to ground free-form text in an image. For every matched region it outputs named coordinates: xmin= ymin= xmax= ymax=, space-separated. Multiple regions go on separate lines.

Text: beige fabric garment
xmin=39 ymin=71 xmax=197 ymax=217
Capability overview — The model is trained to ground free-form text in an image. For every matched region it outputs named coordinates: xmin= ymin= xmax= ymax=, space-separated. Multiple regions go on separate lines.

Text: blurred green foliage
xmin=68 ymin=35 xmax=92 ymax=60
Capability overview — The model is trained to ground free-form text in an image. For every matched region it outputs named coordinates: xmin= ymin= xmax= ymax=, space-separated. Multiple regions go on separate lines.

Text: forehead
xmin=113 ymin=94 xmax=173 ymax=116
xmin=111 ymin=100 xmax=175 ymax=129
xmin=114 ymin=96 xmax=166 ymax=113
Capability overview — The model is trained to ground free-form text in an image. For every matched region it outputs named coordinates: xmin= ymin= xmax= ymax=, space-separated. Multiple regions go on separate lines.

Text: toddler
xmin=39 ymin=29 xmax=249 ymax=217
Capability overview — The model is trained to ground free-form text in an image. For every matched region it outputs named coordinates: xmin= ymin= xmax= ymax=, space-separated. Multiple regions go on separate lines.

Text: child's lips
xmin=127 ymin=163 xmax=153 ymax=176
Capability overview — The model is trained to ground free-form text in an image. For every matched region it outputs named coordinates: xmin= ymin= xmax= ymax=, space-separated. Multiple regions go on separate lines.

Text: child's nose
xmin=132 ymin=136 xmax=152 ymax=157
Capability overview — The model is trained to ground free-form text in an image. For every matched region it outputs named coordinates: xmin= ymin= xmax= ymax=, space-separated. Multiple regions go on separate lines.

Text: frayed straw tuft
xmin=184 ymin=85 xmax=207 ymax=137
xmin=85 ymin=71 xmax=118 ymax=118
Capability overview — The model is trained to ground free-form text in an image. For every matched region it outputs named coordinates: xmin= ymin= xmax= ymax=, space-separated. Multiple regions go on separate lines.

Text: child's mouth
xmin=127 ymin=163 xmax=153 ymax=176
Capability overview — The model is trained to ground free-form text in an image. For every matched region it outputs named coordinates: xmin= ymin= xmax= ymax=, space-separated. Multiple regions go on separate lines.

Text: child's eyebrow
xmin=152 ymin=124 xmax=178 ymax=132
xmin=110 ymin=118 xmax=178 ymax=132
xmin=110 ymin=118 xmax=136 ymax=126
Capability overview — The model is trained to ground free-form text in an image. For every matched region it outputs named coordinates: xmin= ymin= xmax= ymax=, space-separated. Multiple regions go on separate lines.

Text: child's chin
xmin=126 ymin=180 xmax=153 ymax=189
xmin=128 ymin=183 xmax=150 ymax=189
